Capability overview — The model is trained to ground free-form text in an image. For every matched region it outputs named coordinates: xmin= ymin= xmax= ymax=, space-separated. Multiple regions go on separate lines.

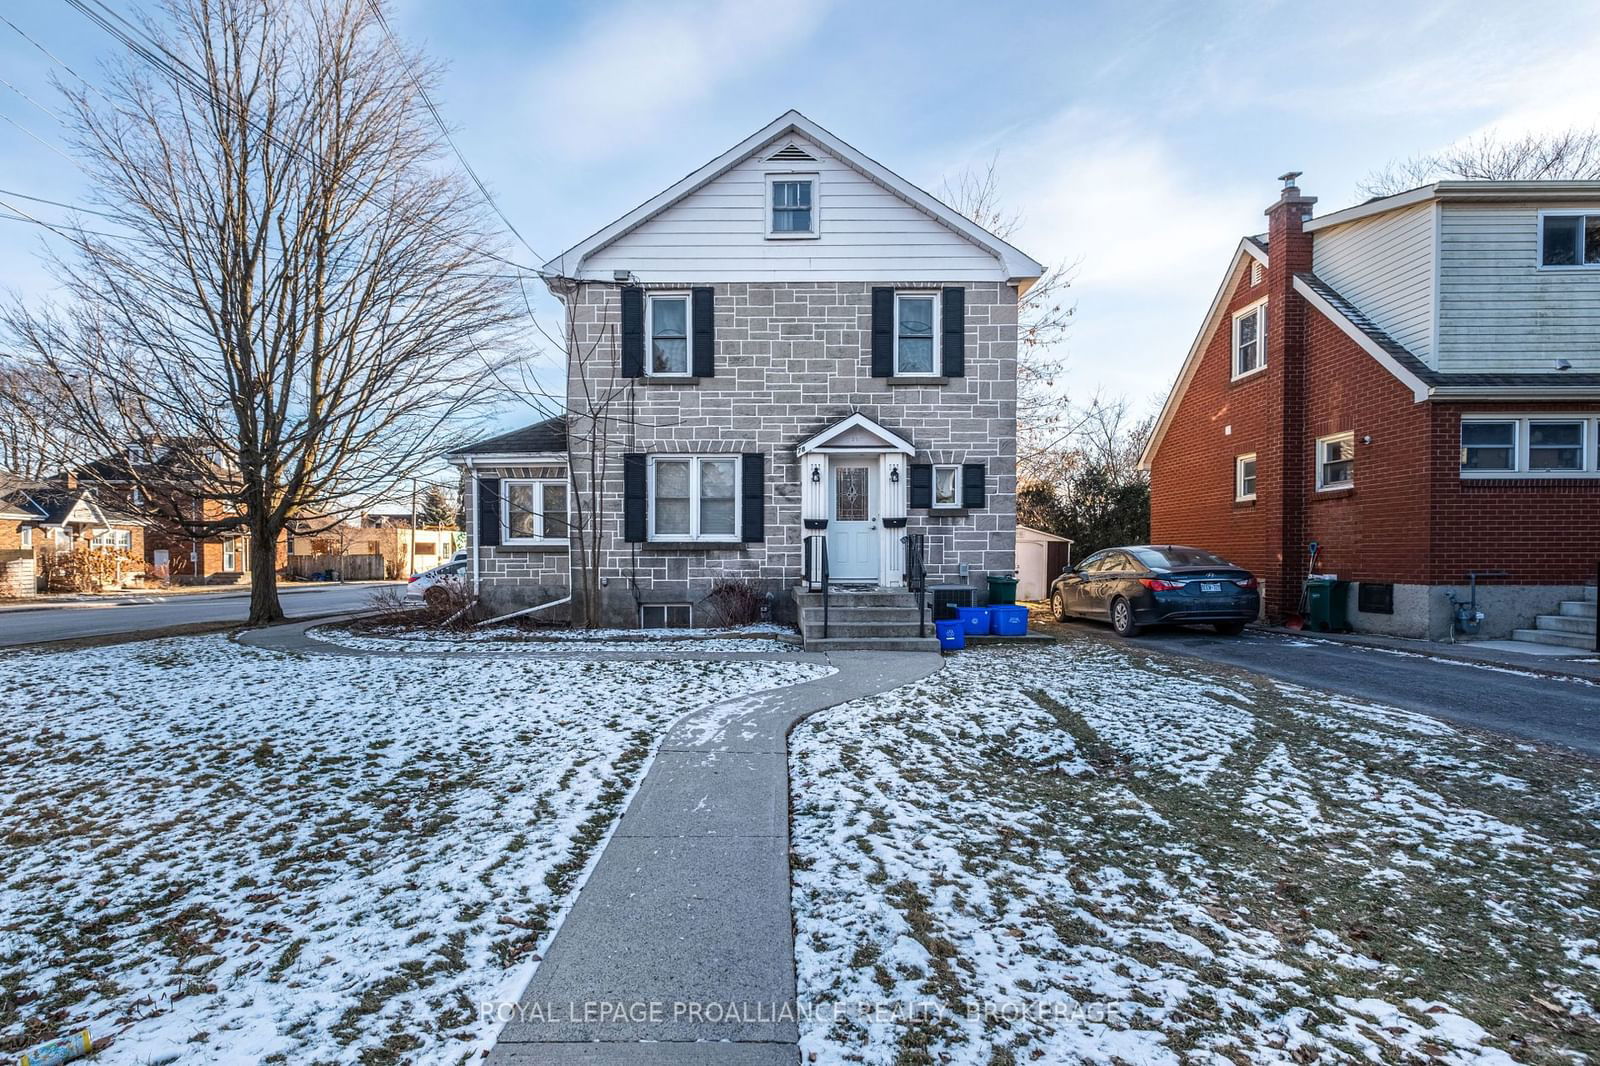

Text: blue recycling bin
xmin=935 ymin=619 xmax=965 ymax=650
xmin=956 ymin=606 xmax=992 ymax=635
xmin=989 ymin=605 xmax=1028 ymax=636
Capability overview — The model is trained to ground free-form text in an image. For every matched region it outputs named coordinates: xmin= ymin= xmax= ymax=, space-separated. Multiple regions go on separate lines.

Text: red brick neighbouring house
xmin=1143 ymin=177 xmax=1600 ymax=644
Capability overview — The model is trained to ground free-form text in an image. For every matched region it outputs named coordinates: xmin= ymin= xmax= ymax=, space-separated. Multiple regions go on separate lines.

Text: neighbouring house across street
xmin=1143 ymin=176 xmax=1600 ymax=644
xmin=448 ymin=110 xmax=1041 ymax=637
xmin=0 ymin=483 xmax=144 ymax=595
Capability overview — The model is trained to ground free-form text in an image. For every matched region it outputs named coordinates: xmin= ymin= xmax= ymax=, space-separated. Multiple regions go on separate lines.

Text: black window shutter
xmin=740 ymin=453 xmax=764 ymax=542
xmin=623 ymin=453 xmax=647 ymax=542
xmin=692 ymin=287 xmax=715 ymax=378
xmin=962 ymin=462 xmax=986 ymax=509
xmin=908 ymin=464 xmax=933 ymax=509
xmin=477 ymin=476 xmax=501 ymax=548
xmin=620 ymin=286 xmax=644 ymax=378
xmin=941 ymin=287 xmax=966 ymax=377
xmin=870 ymin=287 xmax=894 ymax=377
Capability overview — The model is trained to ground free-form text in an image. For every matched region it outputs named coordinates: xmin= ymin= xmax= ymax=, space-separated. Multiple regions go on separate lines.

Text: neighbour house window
xmin=1235 ymin=454 xmax=1258 ymax=501
xmin=222 ymin=538 xmax=239 ymax=571
xmin=1315 ymin=433 xmax=1355 ymax=490
xmin=19 ymin=525 xmax=31 ymax=549
xmin=502 ymin=477 xmax=569 ymax=543
xmin=646 ymin=293 xmax=691 ymax=376
xmin=1539 ymin=212 xmax=1600 ymax=267
xmin=1461 ymin=416 xmax=1600 ymax=476
xmin=640 ymin=603 xmax=693 ymax=629
xmin=1232 ymin=300 xmax=1267 ymax=378
xmin=932 ymin=464 xmax=961 ymax=509
xmin=766 ymin=174 xmax=816 ymax=237
xmin=894 ymin=292 xmax=938 ymax=376
xmin=1528 ymin=420 xmax=1585 ymax=471
xmin=90 ymin=529 xmax=131 ymax=551
xmin=648 ymin=456 xmax=738 ymax=541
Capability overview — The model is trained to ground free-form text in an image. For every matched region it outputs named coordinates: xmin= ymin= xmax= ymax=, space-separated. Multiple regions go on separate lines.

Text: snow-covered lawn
xmin=0 ymin=635 xmax=828 ymax=1064
xmin=791 ymin=636 xmax=1600 ymax=1065
xmin=309 ymin=621 xmax=801 ymax=656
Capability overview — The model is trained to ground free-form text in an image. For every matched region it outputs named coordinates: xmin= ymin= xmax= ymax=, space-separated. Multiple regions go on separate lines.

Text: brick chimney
xmin=1263 ymin=173 xmax=1316 ymax=619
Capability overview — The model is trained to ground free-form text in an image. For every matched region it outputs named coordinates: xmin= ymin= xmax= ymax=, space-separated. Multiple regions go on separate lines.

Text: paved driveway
xmin=0 ymin=582 xmax=401 ymax=647
xmin=1040 ymin=618 xmax=1600 ymax=757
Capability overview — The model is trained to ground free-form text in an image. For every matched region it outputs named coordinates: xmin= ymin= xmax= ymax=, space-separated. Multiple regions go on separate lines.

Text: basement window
xmin=640 ymin=603 xmax=692 ymax=629
xmin=1539 ymin=212 xmax=1600 ymax=267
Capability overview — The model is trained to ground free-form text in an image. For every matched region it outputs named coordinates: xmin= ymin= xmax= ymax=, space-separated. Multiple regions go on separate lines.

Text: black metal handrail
xmin=803 ymin=534 xmax=830 ymax=638
xmin=904 ymin=532 xmax=927 ymax=638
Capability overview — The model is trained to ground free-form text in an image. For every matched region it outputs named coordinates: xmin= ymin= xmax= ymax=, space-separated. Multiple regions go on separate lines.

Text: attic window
xmin=767 ymin=143 xmax=816 ymax=163
xmin=766 ymin=173 xmax=818 ymax=238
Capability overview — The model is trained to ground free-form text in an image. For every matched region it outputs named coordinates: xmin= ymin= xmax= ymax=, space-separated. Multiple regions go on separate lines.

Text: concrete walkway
xmin=237 ymin=618 xmax=943 ymax=1064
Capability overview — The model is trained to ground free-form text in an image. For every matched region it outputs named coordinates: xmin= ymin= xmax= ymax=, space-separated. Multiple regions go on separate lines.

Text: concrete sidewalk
xmin=486 ymin=651 xmax=941 ymax=1065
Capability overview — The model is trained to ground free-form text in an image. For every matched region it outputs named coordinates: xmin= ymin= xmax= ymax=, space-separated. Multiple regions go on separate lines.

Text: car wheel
xmin=1051 ymin=589 xmax=1069 ymax=622
xmin=1214 ymin=621 xmax=1247 ymax=636
xmin=1110 ymin=597 xmax=1140 ymax=637
xmin=423 ymin=585 xmax=448 ymax=610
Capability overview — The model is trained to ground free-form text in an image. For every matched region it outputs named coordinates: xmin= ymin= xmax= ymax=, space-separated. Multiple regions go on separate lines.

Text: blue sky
xmin=5 ymin=0 xmax=1600 ymax=430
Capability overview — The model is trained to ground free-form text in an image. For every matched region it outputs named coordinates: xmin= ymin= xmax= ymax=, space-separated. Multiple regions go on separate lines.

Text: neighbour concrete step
xmin=1511 ymin=627 xmax=1594 ymax=649
xmin=804 ymin=636 xmax=942 ymax=653
xmin=1534 ymin=613 xmax=1598 ymax=635
xmin=1559 ymin=600 xmax=1598 ymax=619
xmin=799 ymin=620 xmax=931 ymax=639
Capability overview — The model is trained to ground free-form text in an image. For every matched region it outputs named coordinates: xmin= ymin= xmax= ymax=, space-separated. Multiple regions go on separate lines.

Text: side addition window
xmin=1540 ymin=212 xmax=1600 ymax=267
xmin=503 ymin=473 xmax=569 ymax=543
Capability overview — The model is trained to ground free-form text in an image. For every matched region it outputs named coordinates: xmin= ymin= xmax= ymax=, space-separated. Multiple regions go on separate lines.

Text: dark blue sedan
xmin=1048 ymin=545 xmax=1260 ymax=637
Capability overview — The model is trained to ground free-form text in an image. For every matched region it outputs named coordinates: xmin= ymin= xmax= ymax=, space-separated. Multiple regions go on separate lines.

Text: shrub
xmin=701 ymin=578 xmax=766 ymax=628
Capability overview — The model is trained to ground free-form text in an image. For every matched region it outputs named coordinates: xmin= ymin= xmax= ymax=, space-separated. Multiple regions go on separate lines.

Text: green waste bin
xmin=986 ymin=573 xmax=1018 ymax=605
xmin=1304 ymin=579 xmax=1351 ymax=632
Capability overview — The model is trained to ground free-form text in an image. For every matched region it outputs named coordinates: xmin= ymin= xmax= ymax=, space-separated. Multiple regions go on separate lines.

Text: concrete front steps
xmin=793 ymin=587 xmax=941 ymax=653
xmin=1511 ymin=586 xmax=1596 ymax=650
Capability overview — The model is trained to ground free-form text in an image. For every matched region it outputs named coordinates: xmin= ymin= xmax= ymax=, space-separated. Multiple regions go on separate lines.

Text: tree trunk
xmin=247 ymin=524 xmax=284 ymax=625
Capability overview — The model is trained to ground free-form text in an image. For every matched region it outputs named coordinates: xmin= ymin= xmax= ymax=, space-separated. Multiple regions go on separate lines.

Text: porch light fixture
xmin=810 ymin=465 xmax=821 ymax=484
xmin=889 ymin=465 xmax=900 ymax=484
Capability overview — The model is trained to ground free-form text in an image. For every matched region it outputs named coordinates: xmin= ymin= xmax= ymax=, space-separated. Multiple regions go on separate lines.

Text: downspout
xmin=466 ymin=457 xmax=480 ymax=598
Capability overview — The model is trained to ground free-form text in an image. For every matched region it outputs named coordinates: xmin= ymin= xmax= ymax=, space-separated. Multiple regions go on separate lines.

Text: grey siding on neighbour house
xmin=1438 ymin=203 xmax=1600 ymax=372
xmin=1311 ymin=200 xmax=1436 ymax=365
xmin=565 ymin=281 xmax=1017 ymax=627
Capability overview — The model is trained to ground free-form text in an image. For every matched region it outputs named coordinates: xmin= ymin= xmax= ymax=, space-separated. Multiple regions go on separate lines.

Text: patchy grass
xmin=791 ymin=635 xmax=1600 ymax=1065
xmin=0 ymin=635 xmax=828 ymax=1064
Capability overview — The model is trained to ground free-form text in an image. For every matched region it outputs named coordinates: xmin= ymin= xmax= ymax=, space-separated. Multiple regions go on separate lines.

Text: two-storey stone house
xmin=449 ymin=112 xmax=1042 ymax=639
xmin=1143 ymin=176 xmax=1600 ymax=644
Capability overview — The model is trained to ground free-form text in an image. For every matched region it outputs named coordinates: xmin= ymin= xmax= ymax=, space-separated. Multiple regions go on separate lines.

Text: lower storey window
xmin=504 ymin=478 xmax=569 ymax=543
xmin=91 ymin=529 xmax=133 ymax=552
xmin=1315 ymin=433 xmax=1354 ymax=490
xmin=221 ymin=537 xmax=245 ymax=571
xmin=932 ymin=465 xmax=960 ymax=508
xmin=650 ymin=456 xmax=737 ymax=541
xmin=640 ymin=603 xmax=692 ymax=629
xmin=1235 ymin=454 xmax=1257 ymax=501
xmin=1461 ymin=415 xmax=1599 ymax=476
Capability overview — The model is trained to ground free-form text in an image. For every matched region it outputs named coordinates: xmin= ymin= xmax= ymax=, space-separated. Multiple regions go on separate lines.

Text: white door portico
xmin=797 ymin=414 xmax=914 ymax=588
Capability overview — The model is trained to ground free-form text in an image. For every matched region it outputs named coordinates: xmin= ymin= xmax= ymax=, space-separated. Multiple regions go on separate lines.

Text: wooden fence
xmin=283 ymin=553 xmax=388 ymax=580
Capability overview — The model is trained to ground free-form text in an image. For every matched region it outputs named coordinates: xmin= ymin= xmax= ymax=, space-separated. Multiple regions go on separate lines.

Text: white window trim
xmin=1315 ymin=432 xmax=1356 ymax=492
xmin=645 ymin=292 xmax=694 ymax=378
xmin=1461 ymin=414 xmax=1600 ymax=478
xmin=893 ymin=291 xmax=941 ymax=377
xmin=764 ymin=172 xmax=819 ymax=239
xmin=1230 ymin=297 xmax=1268 ymax=381
xmin=1235 ymin=453 xmax=1258 ymax=502
xmin=19 ymin=525 xmax=32 ymax=550
xmin=1536 ymin=209 xmax=1600 ymax=270
xmin=501 ymin=476 xmax=570 ymax=544
xmin=222 ymin=537 xmax=240 ymax=571
xmin=931 ymin=463 xmax=961 ymax=509
xmin=647 ymin=455 xmax=741 ymax=543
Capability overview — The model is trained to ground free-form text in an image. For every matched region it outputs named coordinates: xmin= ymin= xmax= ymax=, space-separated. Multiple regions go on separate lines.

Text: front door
xmin=828 ymin=462 xmax=879 ymax=581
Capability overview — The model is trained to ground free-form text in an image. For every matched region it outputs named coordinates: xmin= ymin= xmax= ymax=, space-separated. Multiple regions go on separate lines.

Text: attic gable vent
xmin=767 ymin=143 xmax=816 ymax=162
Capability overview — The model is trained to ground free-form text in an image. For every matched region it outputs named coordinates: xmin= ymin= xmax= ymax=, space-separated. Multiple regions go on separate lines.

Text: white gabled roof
xmin=1138 ymin=238 xmax=1266 ymax=470
xmin=542 ymin=110 xmax=1045 ymax=290
xmin=797 ymin=413 xmax=915 ymax=455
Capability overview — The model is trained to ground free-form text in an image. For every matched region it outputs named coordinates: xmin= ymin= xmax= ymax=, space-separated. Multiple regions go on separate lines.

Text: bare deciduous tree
xmin=943 ymin=160 xmax=1083 ymax=478
xmin=2 ymin=0 xmax=518 ymax=622
xmin=1361 ymin=127 xmax=1600 ymax=198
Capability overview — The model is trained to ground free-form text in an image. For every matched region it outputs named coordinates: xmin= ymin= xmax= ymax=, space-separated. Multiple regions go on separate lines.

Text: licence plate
xmin=1200 ymin=582 xmax=1222 ymax=593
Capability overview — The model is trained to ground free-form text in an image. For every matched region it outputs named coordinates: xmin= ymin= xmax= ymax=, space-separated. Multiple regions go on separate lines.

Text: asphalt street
xmin=0 ymin=582 xmax=401 ymax=647
xmin=1044 ymin=619 xmax=1600 ymax=758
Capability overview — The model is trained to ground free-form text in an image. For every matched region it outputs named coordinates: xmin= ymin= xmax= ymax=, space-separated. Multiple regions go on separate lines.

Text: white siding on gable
xmin=580 ymin=136 xmax=1006 ymax=283
xmin=1312 ymin=201 xmax=1436 ymax=365
xmin=1437 ymin=203 xmax=1600 ymax=372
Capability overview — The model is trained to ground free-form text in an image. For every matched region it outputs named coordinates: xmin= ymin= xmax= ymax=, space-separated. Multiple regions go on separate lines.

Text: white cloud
xmin=522 ymin=0 xmax=831 ymax=163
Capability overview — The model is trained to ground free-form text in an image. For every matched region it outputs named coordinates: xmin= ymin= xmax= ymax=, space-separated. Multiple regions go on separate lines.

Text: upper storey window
xmin=766 ymin=174 xmax=818 ymax=238
xmin=1539 ymin=212 xmax=1600 ymax=267
xmin=1231 ymin=298 xmax=1267 ymax=380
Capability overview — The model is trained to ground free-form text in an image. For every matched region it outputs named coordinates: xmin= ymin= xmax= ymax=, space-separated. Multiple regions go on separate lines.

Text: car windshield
xmin=1131 ymin=546 xmax=1234 ymax=569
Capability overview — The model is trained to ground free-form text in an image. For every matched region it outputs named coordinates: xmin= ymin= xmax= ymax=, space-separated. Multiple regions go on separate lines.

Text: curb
xmin=1258 ymin=625 xmax=1600 ymax=683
